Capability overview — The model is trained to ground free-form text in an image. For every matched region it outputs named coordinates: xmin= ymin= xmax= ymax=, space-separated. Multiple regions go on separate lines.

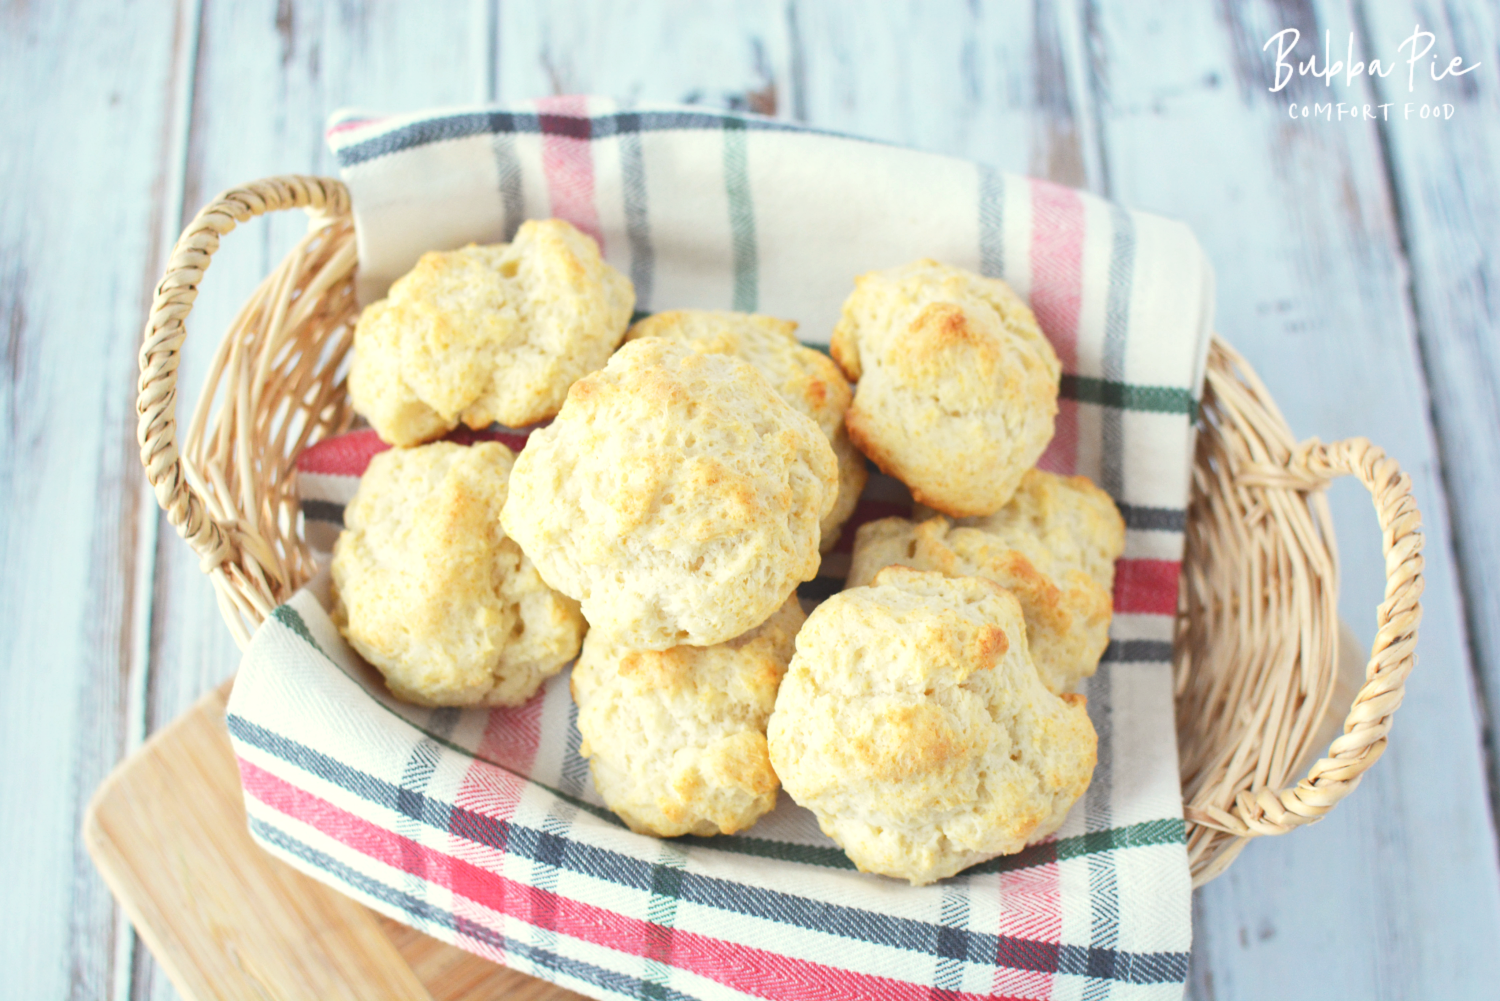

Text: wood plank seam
xmin=120 ymin=1 xmax=206 ymax=999
xmin=1352 ymin=0 xmax=1500 ymax=853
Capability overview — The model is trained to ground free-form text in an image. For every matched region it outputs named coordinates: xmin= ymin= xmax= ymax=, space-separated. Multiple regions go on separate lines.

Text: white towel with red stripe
xmin=227 ymin=97 xmax=1211 ymax=1001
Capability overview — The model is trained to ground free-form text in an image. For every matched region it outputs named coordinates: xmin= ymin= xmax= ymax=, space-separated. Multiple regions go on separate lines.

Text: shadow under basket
xmin=136 ymin=175 xmax=1425 ymax=888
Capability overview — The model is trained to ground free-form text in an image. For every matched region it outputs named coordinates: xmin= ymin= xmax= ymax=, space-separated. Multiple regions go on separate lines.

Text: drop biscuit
xmin=348 ymin=219 xmax=634 ymax=445
xmin=572 ymin=597 xmax=805 ymax=837
xmin=331 ymin=441 xmax=586 ymax=706
xmin=852 ymin=470 xmax=1125 ymax=694
xmin=767 ymin=566 xmax=1097 ymax=885
xmin=830 ymin=259 xmax=1059 ymax=517
xmin=502 ymin=337 xmax=837 ymax=649
xmin=626 ymin=309 xmax=867 ymax=551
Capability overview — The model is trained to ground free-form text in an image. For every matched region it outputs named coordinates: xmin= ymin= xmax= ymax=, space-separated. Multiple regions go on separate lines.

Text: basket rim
xmin=136 ymin=174 xmax=1425 ymax=887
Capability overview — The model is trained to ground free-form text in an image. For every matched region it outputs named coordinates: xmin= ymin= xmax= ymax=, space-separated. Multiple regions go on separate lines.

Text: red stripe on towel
xmin=296 ymin=428 xmax=533 ymax=477
xmin=442 ymin=693 xmax=549 ymax=904
xmin=1113 ymin=559 xmax=1181 ymax=615
xmin=447 ymin=694 xmax=549 ymax=947
xmin=472 ymin=694 xmax=548 ymax=784
xmin=295 ymin=428 xmax=390 ymax=476
xmin=538 ymin=95 xmax=603 ymax=250
xmin=990 ymin=844 xmax=1062 ymax=999
xmin=238 ymin=760 xmax=1037 ymax=1001
xmin=1029 ymin=179 xmax=1085 ymax=476
xmin=325 ymin=116 xmax=384 ymax=139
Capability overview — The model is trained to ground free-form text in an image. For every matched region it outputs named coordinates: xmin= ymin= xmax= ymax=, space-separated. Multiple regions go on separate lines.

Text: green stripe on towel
xmin=723 ymin=117 xmax=758 ymax=312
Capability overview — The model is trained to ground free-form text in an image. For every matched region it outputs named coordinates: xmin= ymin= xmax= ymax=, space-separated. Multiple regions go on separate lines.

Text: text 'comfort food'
xmin=331 ymin=440 xmax=585 ymax=706
xmin=501 ymin=337 xmax=837 ymax=650
xmin=767 ymin=567 xmax=1098 ymax=885
xmin=831 ymin=259 xmax=1060 ymax=517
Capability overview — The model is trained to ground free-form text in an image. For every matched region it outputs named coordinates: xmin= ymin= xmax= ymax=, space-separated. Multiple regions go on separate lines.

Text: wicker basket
xmin=137 ymin=176 xmax=1425 ymax=887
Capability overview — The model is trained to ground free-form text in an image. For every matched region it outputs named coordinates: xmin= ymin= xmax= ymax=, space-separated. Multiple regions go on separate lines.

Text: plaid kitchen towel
xmin=227 ymin=97 xmax=1210 ymax=1000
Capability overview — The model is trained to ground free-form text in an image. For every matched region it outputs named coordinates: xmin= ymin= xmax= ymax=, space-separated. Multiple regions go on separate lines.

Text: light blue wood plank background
xmin=1 ymin=2 xmax=1496 ymax=999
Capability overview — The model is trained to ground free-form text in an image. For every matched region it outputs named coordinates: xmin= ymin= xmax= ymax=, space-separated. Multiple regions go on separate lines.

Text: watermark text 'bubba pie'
xmin=1265 ymin=24 xmax=1480 ymax=122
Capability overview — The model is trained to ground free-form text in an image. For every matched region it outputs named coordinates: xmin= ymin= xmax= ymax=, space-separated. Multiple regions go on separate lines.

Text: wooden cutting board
xmin=83 ymin=679 xmax=587 ymax=1001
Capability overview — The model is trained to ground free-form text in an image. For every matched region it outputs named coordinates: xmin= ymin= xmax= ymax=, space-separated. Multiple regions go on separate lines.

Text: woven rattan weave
xmin=137 ymin=176 xmax=1424 ymax=886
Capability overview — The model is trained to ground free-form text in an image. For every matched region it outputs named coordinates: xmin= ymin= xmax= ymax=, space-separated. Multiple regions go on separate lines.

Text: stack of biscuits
xmin=329 ymin=222 xmax=1124 ymax=885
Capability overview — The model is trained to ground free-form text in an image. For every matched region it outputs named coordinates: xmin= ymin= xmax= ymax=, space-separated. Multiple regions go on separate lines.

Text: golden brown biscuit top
xmin=830 ymin=258 xmax=1057 ymax=390
xmin=625 ymin=307 xmax=867 ymax=554
xmin=938 ymin=467 xmax=1127 ymax=591
xmin=502 ymin=337 xmax=837 ymax=649
xmin=827 ymin=258 xmax=1061 ymax=518
xmin=625 ymin=309 xmax=852 ymax=438
xmin=331 ymin=440 xmax=585 ymax=707
xmin=767 ymin=566 xmax=1097 ymax=884
xmin=348 ymin=218 xmax=634 ymax=444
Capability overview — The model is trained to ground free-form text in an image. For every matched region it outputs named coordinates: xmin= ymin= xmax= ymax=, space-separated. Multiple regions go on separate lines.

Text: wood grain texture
xmin=495 ymin=0 xmax=794 ymax=112
xmin=792 ymin=0 xmax=1103 ymax=185
xmin=133 ymin=4 xmax=496 ymax=995
xmin=790 ymin=0 xmax=1500 ymax=995
xmin=85 ymin=682 xmax=435 ymax=1001
xmin=86 ymin=681 xmax=588 ymax=1000
xmin=0 ymin=2 xmax=188 ymax=999
xmin=2 ymin=1 xmax=1494 ymax=999
xmin=1356 ymin=0 xmax=1500 ymax=827
xmin=1064 ymin=0 xmax=1500 ymax=995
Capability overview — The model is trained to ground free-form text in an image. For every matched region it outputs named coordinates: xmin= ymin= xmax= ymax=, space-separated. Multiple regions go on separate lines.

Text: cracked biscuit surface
xmin=501 ymin=337 xmax=837 ymax=649
xmin=851 ymin=470 xmax=1126 ymax=694
xmin=348 ymin=218 xmax=634 ymax=445
xmin=331 ymin=441 xmax=586 ymax=707
xmin=625 ymin=309 xmax=867 ymax=552
xmin=571 ymin=597 xmax=805 ymax=837
xmin=830 ymin=259 xmax=1060 ymax=517
xmin=767 ymin=566 xmax=1097 ymax=885
xmin=923 ymin=468 xmax=1126 ymax=595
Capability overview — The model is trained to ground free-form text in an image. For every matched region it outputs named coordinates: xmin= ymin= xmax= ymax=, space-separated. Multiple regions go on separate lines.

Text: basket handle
xmin=1194 ymin=436 xmax=1424 ymax=836
xmin=136 ymin=175 xmax=351 ymax=574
